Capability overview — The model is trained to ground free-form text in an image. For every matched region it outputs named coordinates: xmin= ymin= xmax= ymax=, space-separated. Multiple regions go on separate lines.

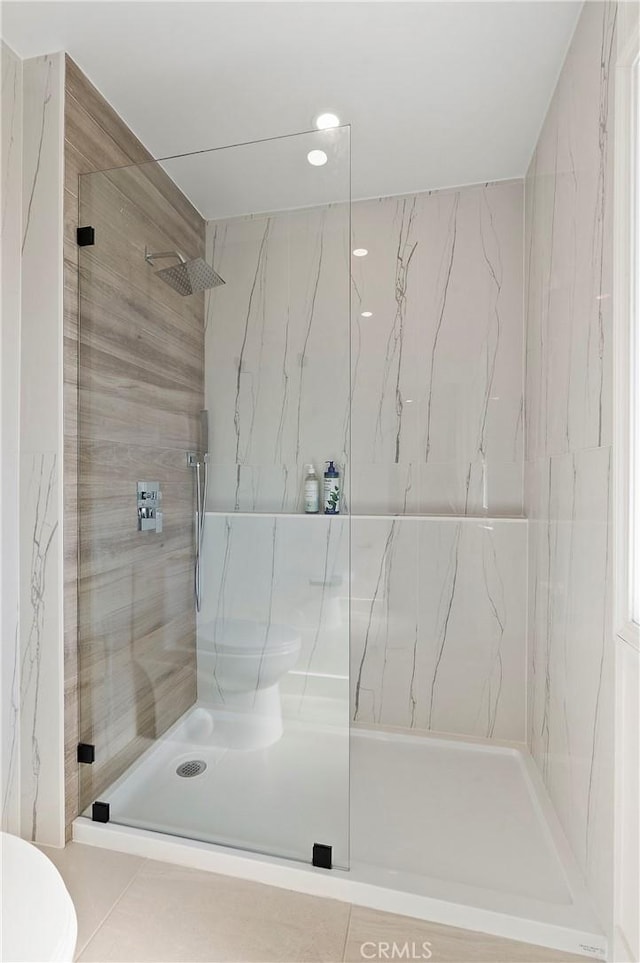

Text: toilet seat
xmin=203 ymin=618 xmax=301 ymax=657
xmin=1 ymin=832 xmax=78 ymax=963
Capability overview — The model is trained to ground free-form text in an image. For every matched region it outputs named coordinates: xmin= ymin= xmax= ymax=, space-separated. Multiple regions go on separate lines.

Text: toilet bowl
xmin=1 ymin=832 xmax=77 ymax=963
xmin=197 ymin=618 xmax=301 ymax=749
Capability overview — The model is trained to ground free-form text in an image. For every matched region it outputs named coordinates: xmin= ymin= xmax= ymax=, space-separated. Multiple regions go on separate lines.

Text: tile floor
xmin=41 ymin=843 xmax=590 ymax=963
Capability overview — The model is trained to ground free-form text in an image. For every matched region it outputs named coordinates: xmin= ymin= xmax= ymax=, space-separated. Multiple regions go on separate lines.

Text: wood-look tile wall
xmin=63 ymin=57 xmax=204 ymax=830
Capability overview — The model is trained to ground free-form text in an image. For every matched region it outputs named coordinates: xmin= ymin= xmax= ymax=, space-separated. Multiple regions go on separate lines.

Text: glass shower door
xmin=76 ymin=128 xmax=351 ymax=868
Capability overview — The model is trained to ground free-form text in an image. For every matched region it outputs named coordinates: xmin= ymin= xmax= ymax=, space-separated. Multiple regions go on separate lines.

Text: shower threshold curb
xmin=73 ymin=817 xmax=606 ymax=960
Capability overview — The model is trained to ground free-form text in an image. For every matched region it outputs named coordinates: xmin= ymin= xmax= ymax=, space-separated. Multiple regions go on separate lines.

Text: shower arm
xmin=144 ymin=247 xmax=187 ymax=265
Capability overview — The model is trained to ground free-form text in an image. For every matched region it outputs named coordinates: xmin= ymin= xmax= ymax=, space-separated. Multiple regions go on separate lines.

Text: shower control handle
xmin=137 ymin=482 xmax=163 ymax=533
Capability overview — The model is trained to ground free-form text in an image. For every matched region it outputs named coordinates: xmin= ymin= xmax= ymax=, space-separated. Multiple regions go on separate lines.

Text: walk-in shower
xmin=74 ymin=126 xmax=605 ymax=959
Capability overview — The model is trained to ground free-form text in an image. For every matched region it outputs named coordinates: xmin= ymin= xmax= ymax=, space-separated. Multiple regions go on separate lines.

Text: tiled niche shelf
xmin=204 ymin=511 xmax=527 ymax=522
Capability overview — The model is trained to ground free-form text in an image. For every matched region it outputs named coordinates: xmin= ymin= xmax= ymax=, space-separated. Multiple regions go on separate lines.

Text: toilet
xmin=1 ymin=832 xmax=77 ymax=963
xmin=197 ymin=618 xmax=301 ymax=749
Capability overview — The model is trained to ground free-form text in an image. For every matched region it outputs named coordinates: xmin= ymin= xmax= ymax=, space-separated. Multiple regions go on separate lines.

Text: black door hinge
xmin=92 ymin=801 xmax=110 ymax=823
xmin=77 ymin=226 xmax=95 ymax=246
xmin=77 ymin=743 xmax=95 ymax=764
xmin=312 ymin=843 xmax=332 ymax=869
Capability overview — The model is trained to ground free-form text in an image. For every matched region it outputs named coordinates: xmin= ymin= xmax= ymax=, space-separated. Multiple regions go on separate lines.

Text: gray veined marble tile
xmin=205 ymin=180 xmax=523 ymax=517
xmin=351 ymin=518 xmax=418 ymax=726
xmin=350 ymin=516 xmax=527 ymax=740
xmin=350 ymin=181 xmax=524 ymax=514
xmin=19 ymin=452 xmax=62 ymax=843
xmin=524 ymin=4 xmax=616 ymax=462
xmin=523 ymin=0 xmax=618 ymax=928
xmin=197 ymin=515 xmax=525 ymax=742
xmin=204 ymin=207 xmax=351 ymax=514
xmin=526 ymin=446 xmax=613 ymax=917
xmin=1 ymin=41 xmax=23 ymax=836
xmin=21 ymin=53 xmax=65 ymax=454
xmin=18 ymin=51 xmax=66 ymax=846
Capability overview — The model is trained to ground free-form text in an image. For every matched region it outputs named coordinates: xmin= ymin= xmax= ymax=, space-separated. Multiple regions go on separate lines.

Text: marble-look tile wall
xmin=351 ymin=182 xmax=524 ymax=516
xmin=204 ymin=180 xmax=524 ymax=516
xmin=204 ymin=205 xmax=351 ymax=514
xmin=524 ymin=1 xmax=618 ymax=931
xmin=198 ymin=514 xmax=526 ymax=742
xmin=20 ymin=52 xmax=66 ymax=845
xmin=351 ymin=517 xmax=526 ymax=740
xmin=202 ymin=175 xmax=526 ymax=741
xmin=1 ymin=41 xmax=23 ymax=835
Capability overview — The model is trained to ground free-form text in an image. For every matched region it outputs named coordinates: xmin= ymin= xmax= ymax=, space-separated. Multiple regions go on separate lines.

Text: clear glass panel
xmin=77 ymin=128 xmax=351 ymax=867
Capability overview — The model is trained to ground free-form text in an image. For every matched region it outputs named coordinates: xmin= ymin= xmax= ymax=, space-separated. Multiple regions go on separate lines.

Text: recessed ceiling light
xmin=307 ymin=150 xmax=328 ymax=167
xmin=353 ymin=248 xmax=368 ymax=257
xmin=361 ymin=311 xmax=373 ymax=318
xmin=315 ymin=112 xmax=340 ymax=130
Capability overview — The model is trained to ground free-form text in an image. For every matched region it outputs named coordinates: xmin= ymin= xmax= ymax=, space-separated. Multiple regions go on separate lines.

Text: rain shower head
xmin=144 ymin=248 xmax=225 ymax=296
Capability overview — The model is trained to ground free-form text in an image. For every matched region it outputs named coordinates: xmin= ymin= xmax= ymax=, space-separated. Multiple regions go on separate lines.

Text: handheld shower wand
xmin=188 ymin=451 xmax=209 ymax=613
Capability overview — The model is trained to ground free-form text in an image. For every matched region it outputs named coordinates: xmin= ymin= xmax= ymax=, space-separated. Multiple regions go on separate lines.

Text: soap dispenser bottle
xmin=303 ymin=464 xmax=320 ymax=514
xmin=323 ymin=461 xmax=341 ymax=515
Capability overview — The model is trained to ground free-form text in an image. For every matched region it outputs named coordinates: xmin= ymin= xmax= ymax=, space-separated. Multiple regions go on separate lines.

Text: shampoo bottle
xmin=303 ymin=464 xmax=320 ymax=514
xmin=323 ymin=461 xmax=341 ymax=514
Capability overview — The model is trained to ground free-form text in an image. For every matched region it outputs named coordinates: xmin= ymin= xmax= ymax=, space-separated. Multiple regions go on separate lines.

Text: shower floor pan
xmin=74 ymin=705 xmax=605 ymax=959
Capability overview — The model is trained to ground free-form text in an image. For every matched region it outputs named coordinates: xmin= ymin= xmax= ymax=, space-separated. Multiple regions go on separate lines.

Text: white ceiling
xmin=2 ymin=1 xmax=581 ymax=218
